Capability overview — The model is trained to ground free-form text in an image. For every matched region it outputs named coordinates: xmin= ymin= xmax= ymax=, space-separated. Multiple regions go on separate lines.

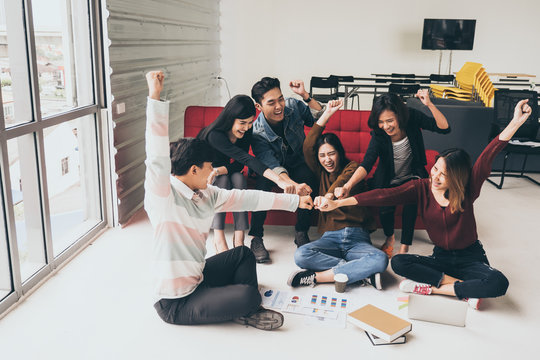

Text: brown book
xmin=348 ymin=304 xmax=412 ymax=342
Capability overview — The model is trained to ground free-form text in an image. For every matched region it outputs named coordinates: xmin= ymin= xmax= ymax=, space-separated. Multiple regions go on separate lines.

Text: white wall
xmin=220 ymin=0 xmax=540 ymax=109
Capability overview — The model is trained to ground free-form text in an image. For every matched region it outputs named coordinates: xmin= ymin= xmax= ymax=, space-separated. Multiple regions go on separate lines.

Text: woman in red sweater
xmin=315 ymin=99 xmax=532 ymax=309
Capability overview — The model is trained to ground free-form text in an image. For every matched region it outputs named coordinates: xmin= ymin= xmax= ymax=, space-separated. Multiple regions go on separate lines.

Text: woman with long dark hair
xmin=287 ymin=100 xmax=388 ymax=289
xmin=334 ymin=90 xmax=450 ymax=257
xmin=198 ymin=95 xmax=295 ymax=253
xmin=315 ymin=99 xmax=532 ymax=308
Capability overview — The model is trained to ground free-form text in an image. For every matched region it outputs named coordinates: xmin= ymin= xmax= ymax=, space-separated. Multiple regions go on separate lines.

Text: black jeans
xmin=391 ymin=240 xmax=509 ymax=299
xmin=379 ymin=178 xmax=418 ymax=246
xmin=154 ymin=246 xmax=261 ymax=325
xmin=379 ymin=203 xmax=418 ymax=246
xmin=249 ymin=161 xmax=316 ymax=238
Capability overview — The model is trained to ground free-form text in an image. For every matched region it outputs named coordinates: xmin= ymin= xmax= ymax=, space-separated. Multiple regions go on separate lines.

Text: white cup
xmin=334 ymin=273 xmax=348 ymax=293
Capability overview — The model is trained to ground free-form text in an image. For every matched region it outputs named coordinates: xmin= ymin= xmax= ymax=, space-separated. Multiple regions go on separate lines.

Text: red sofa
xmin=184 ymin=106 xmax=438 ymax=229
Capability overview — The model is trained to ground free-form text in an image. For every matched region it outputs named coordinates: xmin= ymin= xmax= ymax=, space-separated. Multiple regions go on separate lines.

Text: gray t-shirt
xmin=391 ymin=136 xmax=418 ymax=185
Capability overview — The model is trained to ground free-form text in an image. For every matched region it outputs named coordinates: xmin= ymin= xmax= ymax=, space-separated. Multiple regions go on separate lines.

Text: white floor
xmin=0 ymin=176 xmax=539 ymax=360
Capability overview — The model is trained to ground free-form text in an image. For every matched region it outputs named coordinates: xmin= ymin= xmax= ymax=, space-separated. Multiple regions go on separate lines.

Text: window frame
xmin=0 ymin=0 xmax=109 ymax=315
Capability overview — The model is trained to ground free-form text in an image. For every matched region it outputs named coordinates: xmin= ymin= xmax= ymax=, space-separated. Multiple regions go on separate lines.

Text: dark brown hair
xmin=367 ymin=93 xmax=409 ymax=135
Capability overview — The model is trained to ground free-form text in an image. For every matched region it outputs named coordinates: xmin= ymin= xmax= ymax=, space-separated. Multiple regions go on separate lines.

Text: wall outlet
xmin=116 ymin=102 xmax=126 ymax=114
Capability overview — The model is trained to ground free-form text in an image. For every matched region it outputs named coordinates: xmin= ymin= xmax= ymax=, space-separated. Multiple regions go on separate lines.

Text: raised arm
xmin=469 ymin=99 xmax=532 ymax=199
xmin=144 ymin=70 xmax=170 ymax=224
xmin=499 ymin=99 xmax=532 ymax=141
xmin=303 ymin=100 xmax=343 ymax=174
xmin=415 ymin=89 xmax=449 ymax=130
xmin=315 ymin=99 xmax=342 ymax=127
xmin=290 ymin=79 xmax=323 ymax=112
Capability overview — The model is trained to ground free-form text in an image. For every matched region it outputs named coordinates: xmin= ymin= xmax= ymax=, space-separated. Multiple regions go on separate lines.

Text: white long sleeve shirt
xmin=144 ymin=98 xmax=299 ymax=299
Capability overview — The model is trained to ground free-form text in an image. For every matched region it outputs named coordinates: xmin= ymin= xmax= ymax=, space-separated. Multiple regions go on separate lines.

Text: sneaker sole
xmin=286 ymin=269 xmax=305 ymax=287
xmin=233 ymin=311 xmax=284 ymax=330
xmin=255 ymin=257 xmax=271 ymax=264
xmin=373 ymin=273 xmax=382 ymax=290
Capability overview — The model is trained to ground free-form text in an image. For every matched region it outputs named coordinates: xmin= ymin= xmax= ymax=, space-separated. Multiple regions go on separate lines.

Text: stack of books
xmin=347 ymin=304 xmax=411 ymax=346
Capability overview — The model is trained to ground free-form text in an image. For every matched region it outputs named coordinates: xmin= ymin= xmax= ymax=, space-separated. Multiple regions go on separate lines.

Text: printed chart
xmin=260 ymin=287 xmax=351 ymax=327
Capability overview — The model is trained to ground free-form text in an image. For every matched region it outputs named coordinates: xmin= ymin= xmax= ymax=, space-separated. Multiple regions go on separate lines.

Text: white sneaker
xmin=465 ymin=298 xmax=482 ymax=310
xmin=399 ymin=279 xmax=432 ymax=295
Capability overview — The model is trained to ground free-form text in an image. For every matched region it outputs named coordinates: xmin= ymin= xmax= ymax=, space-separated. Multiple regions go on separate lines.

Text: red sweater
xmin=353 ymin=137 xmax=508 ymax=250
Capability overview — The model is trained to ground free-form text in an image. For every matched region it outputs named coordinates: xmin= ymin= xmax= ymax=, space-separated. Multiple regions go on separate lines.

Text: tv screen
xmin=422 ymin=19 xmax=476 ymax=50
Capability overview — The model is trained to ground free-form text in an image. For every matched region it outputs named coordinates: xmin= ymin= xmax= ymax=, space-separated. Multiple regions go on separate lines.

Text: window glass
xmin=32 ymin=0 xmax=94 ymax=118
xmin=43 ymin=116 xmax=102 ymax=256
xmin=8 ymin=134 xmax=46 ymax=282
xmin=1 ymin=0 xmax=33 ymax=127
xmin=0 ymin=182 xmax=12 ymax=301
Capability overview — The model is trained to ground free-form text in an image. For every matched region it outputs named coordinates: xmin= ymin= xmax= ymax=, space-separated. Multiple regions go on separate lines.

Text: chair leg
xmin=487 ymin=152 xmax=540 ymax=188
xmin=519 ymin=154 xmax=540 ymax=186
xmin=487 ymin=151 xmax=509 ymax=189
xmin=520 ymin=154 xmax=529 ymax=176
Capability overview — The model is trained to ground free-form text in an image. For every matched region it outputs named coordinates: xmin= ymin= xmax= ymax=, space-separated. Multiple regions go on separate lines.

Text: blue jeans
xmin=294 ymin=227 xmax=388 ymax=284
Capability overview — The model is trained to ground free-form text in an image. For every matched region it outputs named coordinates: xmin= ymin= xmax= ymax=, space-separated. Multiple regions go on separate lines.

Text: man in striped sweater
xmin=145 ymin=71 xmax=313 ymax=330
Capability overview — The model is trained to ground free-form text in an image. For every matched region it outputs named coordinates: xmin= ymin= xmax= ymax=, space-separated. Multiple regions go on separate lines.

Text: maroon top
xmin=353 ymin=137 xmax=508 ymax=250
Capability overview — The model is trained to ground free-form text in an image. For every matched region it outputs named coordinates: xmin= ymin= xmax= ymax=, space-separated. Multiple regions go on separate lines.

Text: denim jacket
xmin=251 ymin=98 xmax=324 ymax=174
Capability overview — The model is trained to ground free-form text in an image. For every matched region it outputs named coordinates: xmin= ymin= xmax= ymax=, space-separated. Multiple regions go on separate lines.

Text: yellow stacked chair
xmin=430 ymin=62 xmax=495 ymax=106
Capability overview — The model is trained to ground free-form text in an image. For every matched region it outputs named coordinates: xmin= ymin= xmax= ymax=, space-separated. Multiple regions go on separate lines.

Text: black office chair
xmin=309 ymin=76 xmax=338 ymax=104
xmin=388 ymin=83 xmax=420 ymax=100
xmin=391 ymin=73 xmax=416 ymax=79
xmin=429 ymin=74 xmax=455 ymax=83
xmin=329 ymin=75 xmax=360 ymax=110
xmin=487 ymin=89 xmax=540 ymax=189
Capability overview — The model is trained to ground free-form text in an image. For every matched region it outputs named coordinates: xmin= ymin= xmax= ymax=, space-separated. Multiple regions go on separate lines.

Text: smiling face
xmin=378 ymin=110 xmax=402 ymax=140
xmin=318 ymin=143 xmax=339 ymax=173
xmin=256 ymin=87 xmax=286 ymax=124
xmin=430 ymin=157 xmax=448 ymax=191
xmin=228 ymin=116 xmax=254 ymax=141
xmin=195 ymin=161 xmax=213 ymax=190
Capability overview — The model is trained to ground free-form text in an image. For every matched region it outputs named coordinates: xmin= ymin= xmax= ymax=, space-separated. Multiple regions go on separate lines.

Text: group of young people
xmin=144 ymin=70 xmax=531 ymax=331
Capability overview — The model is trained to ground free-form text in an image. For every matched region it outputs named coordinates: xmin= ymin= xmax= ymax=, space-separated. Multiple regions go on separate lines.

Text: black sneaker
xmin=287 ymin=269 xmax=316 ymax=287
xmin=250 ymin=237 xmax=270 ymax=263
xmin=364 ymin=272 xmax=382 ymax=290
xmin=294 ymin=231 xmax=310 ymax=247
xmin=233 ymin=307 xmax=284 ymax=330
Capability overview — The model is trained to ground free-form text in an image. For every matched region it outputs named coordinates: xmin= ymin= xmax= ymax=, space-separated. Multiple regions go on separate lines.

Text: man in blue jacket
xmin=249 ymin=77 xmax=324 ymax=262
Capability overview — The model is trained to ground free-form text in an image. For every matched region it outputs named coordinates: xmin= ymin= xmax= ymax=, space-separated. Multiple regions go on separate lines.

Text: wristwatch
xmin=303 ymin=96 xmax=312 ymax=103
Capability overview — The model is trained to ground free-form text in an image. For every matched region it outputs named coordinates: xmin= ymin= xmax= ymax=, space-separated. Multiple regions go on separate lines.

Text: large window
xmin=0 ymin=0 xmax=106 ymax=312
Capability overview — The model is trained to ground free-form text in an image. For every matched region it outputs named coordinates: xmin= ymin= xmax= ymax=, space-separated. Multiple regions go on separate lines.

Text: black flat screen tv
xmin=421 ymin=19 xmax=476 ymax=50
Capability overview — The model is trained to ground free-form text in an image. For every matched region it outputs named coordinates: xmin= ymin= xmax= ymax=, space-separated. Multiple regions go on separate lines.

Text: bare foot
xmin=381 ymin=234 xmax=395 ymax=258
xmin=398 ymin=244 xmax=409 ymax=254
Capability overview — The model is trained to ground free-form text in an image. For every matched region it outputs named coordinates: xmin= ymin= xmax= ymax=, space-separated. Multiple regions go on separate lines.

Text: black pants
xmin=379 ymin=179 xmax=418 ymax=246
xmin=391 ymin=240 xmax=509 ymax=299
xmin=379 ymin=203 xmax=418 ymax=245
xmin=154 ymin=246 xmax=261 ymax=325
xmin=249 ymin=161 xmax=316 ymax=238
